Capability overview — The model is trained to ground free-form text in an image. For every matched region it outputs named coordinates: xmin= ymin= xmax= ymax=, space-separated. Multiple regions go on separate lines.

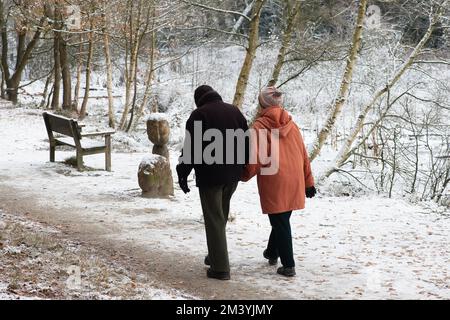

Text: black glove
xmin=305 ymin=186 xmax=316 ymax=198
xmin=176 ymin=165 xmax=191 ymax=194
xmin=178 ymin=176 xmax=190 ymax=194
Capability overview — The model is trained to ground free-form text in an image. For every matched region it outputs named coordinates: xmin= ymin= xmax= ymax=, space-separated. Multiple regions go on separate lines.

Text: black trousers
xmin=199 ymin=182 xmax=238 ymax=273
xmin=265 ymin=211 xmax=295 ymax=268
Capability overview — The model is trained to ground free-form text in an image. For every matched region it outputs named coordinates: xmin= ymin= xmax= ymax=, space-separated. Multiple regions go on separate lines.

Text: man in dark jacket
xmin=176 ymin=85 xmax=249 ymax=280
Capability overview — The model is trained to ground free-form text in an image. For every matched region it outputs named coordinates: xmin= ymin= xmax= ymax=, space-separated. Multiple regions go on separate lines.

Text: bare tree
xmin=79 ymin=18 xmax=94 ymax=119
xmin=102 ymin=2 xmax=115 ymax=128
xmin=321 ymin=1 xmax=448 ymax=181
xmin=1 ymin=0 xmax=46 ymax=104
xmin=227 ymin=0 xmax=255 ymax=42
xmin=268 ymin=0 xmax=301 ymax=87
xmin=130 ymin=6 xmax=157 ymax=131
xmin=118 ymin=0 xmax=156 ymax=130
xmin=232 ymin=0 xmax=266 ymax=109
xmin=309 ymin=0 xmax=367 ymax=161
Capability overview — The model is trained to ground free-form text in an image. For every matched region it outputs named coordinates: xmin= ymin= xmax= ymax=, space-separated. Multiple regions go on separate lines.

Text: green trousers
xmin=199 ymin=182 xmax=238 ymax=273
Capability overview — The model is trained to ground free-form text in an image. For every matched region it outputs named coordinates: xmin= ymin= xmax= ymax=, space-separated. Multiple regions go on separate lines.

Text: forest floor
xmin=0 ymin=101 xmax=449 ymax=299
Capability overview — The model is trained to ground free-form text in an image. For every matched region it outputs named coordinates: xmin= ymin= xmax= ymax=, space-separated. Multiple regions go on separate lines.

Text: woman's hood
xmin=254 ymin=106 xmax=294 ymax=137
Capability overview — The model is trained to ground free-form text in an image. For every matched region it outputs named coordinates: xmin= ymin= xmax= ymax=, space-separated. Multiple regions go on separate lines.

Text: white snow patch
xmin=147 ymin=113 xmax=169 ymax=122
xmin=139 ymin=154 xmax=164 ymax=170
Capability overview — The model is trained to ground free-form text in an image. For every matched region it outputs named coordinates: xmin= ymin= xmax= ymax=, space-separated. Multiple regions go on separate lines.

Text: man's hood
xmin=196 ymin=90 xmax=223 ymax=108
xmin=254 ymin=106 xmax=294 ymax=137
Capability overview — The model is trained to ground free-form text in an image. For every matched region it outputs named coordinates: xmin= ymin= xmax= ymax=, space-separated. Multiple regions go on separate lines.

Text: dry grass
xmin=0 ymin=211 xmax=176 ymax=299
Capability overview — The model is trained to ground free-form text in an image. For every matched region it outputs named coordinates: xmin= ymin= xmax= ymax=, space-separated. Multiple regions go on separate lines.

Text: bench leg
xmin=50 ymin=145 xmax=55 ymax=162
xmin=105 ymin=135 xmax=112 ymax=172
xmin=76 ymin=150 xmax=83 ymax=171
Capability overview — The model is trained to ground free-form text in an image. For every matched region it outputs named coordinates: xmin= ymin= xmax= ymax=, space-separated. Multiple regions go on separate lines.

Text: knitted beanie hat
xmin=258 ymin=86 xmax=283 ymax=108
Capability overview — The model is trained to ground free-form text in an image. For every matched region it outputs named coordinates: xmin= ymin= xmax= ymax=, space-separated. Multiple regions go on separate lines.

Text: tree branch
xmin=180 ymin=0 xmax=251 ymax=21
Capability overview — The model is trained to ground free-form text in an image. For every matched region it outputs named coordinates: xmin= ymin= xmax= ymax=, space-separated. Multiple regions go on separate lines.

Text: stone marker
xmin=146 ymin=113 xmax=170 ymax=159
xmin=138 ymin=113 xmax=174 ymax=198
xmin=138 ymin=155 xmax=174 ymax=197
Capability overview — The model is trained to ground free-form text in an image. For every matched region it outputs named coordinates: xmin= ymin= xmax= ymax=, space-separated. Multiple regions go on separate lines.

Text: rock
xmin=138 ymin=155 xmax=174 ymax=198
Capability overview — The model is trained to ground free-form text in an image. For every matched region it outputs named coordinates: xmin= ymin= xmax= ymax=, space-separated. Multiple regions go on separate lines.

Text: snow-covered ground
xmin=0 ymin=100 xmax=449 ymax=299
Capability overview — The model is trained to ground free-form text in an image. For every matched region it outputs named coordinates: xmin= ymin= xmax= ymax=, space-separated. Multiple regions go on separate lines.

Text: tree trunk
xmin=126 ymin=55 xmax=139 ymax=132
xmin=119 ymin=1 xmax=134 ymax=130
xmin=269 ymin=0 xmax=301 ymax=87
xmin=132 ymin=7 xmax=157 ymax=131
xmin=7 ymin=24 xmax=43 ymax=104
xmin=103 ymin=30 xmax=116 ymax=128
xmin=15 ymin=31 xmax=26 ymax=71
xmin=119 ymin=38 xmax=139 ymax=130
xmin=0 ymin=0 xmax=10 ymax=89
xmin=51 ymin=31 xmax=61 ymax=110
xmin=79 ymin=29 xmax=94 ymax=119
xmin=0 ymin=0 xmax=10 ymax=100
xmin=60 ymin=36 xmax=72 ymax=110
xmin=0 ymin=62 xmax=5 ymax=98
xmin=39 ymin=69 xmax=53 ymax=109
xmin=50 ymin=5 xmax=72 ymax=111
xmin=119 ymin=0 xmax=141 ymax=130
xmin=1 ymin=1 xmax=44 ymax=104
xmin=232 ymin=0 xmax=265 ymax=109
xmin=5 ymin=78 xmax=20 ymax=104
xmin=73 ymin=36 xmax=83 ymax=112
xmin=308 ymin=0 xmax=367 ymax=161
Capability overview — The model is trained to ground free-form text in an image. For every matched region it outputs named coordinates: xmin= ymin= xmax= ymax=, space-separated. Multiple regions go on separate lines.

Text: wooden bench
xmin=43 ymin=112 xmax=115 ymax=171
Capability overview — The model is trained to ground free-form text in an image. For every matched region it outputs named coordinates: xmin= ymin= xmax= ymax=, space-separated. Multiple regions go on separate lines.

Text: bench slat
xmin=46 ymin=113 xmax=79 ymax=138
xmin=56 ymin=137 xmax=106 ymax=150
xmin=81 ymin=130 xmax=115 ymax=137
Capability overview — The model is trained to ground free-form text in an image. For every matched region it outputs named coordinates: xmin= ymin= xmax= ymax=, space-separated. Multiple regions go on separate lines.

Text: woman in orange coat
xmin=241 ymin=87 xmax=316 ymax=277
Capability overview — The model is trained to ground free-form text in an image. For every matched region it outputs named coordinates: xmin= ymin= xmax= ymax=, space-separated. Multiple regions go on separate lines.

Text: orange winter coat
xmin=241 ymin=106 xmax=314 ymax=214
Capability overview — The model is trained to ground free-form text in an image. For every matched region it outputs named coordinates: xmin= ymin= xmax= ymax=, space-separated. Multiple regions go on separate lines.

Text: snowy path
xmin=0 ymin=209 xmax=192 ymax=300
xmin=0 ymin=102 xmax=449 ymax=299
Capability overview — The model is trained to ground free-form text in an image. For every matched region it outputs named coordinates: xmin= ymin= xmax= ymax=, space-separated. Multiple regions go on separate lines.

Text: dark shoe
xmin=207 ymin=268 xmax=230 ymax=280
xmin=204 ymin=255 xmax=210 ymax=266
xmin=263 ymin=249 xmax=278 ymax=266
xmin=277 ymin=266 xmax=296 ymax=277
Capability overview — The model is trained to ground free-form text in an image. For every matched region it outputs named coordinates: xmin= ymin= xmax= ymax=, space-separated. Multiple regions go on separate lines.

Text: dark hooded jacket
xmin=177 ymin=89 xmax=249 ymax=187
